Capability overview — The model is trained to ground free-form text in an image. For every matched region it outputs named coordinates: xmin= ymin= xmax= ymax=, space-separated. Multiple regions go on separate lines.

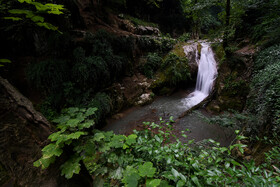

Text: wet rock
xmin=207 ymin=102 xmax=221 ymax=113
xmin=183 ymin=43 xmax=199 ymax=79
xmin=135 ymin=93 xmax=153 ymax=106
xmin=108 ymin=73 xmax=154 ymax=112
xmin=136 ymin=26 xmax=160 ymax=36
xmin=119 ymin=19 xmax=136 ymax=33
xmin=112 ymin=113 xmax=124 ymax=120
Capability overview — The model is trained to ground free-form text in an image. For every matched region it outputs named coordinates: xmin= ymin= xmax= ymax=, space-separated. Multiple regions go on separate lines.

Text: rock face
xmin=206 ymin=43 xmax=255 ymax=113
xmin=136 ymin=26 xmax=160 ymax=36
xmin=183 ymin=42 xmax=199 ymax=78
xmin=108 ymin=73 xmax=153 ymax=113
xmin=135 ymin=93 xmax=154 ymax=106
xmin=0 ymin=76 xmax=92 ymax=187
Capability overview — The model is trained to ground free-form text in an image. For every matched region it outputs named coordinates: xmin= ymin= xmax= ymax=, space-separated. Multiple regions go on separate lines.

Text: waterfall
xmin=182 ymin=42 xmax=217 ymax=109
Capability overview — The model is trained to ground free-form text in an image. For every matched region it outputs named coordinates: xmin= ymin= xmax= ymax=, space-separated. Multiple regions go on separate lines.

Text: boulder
xmin=136 ymin=26 xmax=160 ymax=36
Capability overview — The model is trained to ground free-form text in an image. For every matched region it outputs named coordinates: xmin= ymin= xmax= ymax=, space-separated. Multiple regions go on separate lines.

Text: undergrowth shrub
xmin=161 ymin=52 xmax=190 ymax=86
xmin=140 ymin=52 xmax=162 ymax=78
xmin=247 ymin=44 xmax=280 ymax=135
xmin=178 ymin=33 xmax=190 ymax=42
xmin=137 ymin=36 xmax=175 ymax=53
xmin=88 ymin=92 xmax=112 ymax=123
xmin=27 ymin=30 xmax=128 ymax=121
xmin=27 ymin=59 xmax=70 ymax=94
xmin=35 ymin=114 xmax=280 ymax=186
xmin=72 ymin=47 xmax=111 ymax=91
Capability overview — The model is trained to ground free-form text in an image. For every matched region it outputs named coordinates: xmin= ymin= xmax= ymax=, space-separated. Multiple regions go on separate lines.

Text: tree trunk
xmin=0 ymin=76 xmax=92 ymax=186
xmin=223 ymin=0 xmax=231 ymax=54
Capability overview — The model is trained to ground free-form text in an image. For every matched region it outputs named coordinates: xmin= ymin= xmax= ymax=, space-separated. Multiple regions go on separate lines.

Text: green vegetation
xmin=34 ymin=107 xmax=97 ymax=179
xmin=161 ymin=52 xmax=190 ymax=86
xmin=0 ymin=59 xmax=11 ymax=67
xmin=2 ymin=0 xmax=64 ymax=32
xmin=124 ymin=15 xmax=159 ymax=27
xmin=140 ymin=52 xmax=162 ymax=78
xmin=151 ymin=51 xmax=191 ymax=95
xmin=1 ymin=0 xmax=280 ymax=186
xmin=35 ymin=114 xmax=280 ymax=186
xmin=177 ymin=33 xmax=191 ymax=42
xmin=247 ymin=44 xmax=280 ymax=136
xmin=26 ymin=30 xmax=128 ymax=119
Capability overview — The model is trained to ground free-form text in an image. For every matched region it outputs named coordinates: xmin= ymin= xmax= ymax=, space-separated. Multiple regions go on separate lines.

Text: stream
xmin=103 ymin=41 xmax=234 ymax=146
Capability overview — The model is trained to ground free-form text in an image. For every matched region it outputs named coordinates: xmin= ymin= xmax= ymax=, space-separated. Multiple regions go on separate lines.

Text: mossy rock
xmin=211 ymin=43 xmax=225 ymax=63
xmin=159 ymin=87 xmax=175 ymax=95
xmin=150 ymin=72 xmax=169 ymax=94
xmin=172 ymin=42 xmax=187 ymax=58
xmin=197 ymin=42 xmax=202 ymax=54
xmin=206 ymin=101 xmax=221 ymax=113
xmin=218 ymin=96 xmax=244 ymax=111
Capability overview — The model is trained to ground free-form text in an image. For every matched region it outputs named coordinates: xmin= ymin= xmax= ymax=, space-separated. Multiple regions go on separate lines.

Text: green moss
xmin=197 ymin=42 xmax=202 ymax=54
xmin=222 ymin=74 xmax=249 ymax=97
xmin=211 ymin=43 xmax=225 ymax=63
xmin=151 ymin=51 xmax=191 ymax=94
xmin=172 ymin=42 xmax=187 ymax=58
xmin=218 ymin=96 xmax=244 ymax=111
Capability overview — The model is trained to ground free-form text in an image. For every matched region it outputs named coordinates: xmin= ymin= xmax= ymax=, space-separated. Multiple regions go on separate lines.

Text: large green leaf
xmin=138 ymin=162 xmax=156 ymax=178
xmin=31 ymin=15 xmax=44 ymax=22
xmin=85 ymin=107 xmax=98 ymax=117
xmin=93 ymin=132 xmax=105 ymax=142
xmin=110 ymin=167 xmax=123 ymax=180
xmin=0 ymin=59 xmax=12 ymax=63
xmin=78 ymin=120 xmax=95 ymax=130
xmin=146 ymin=179 xmax=161 ymax=187
xmin=60 ymin=155 xmax=81 ymax=179
xmin=33 ymin=155 xmax=56 ymax=169
xmin=9 ymin=9 xmax=32 ymax=14
xmin=122 ymin=166 xmax=140 ymax=187
xmin=126 ymin=134 xmax=137 ymax=145
xmin=110 ymin=135 xmax=126 ymax=148
xmin=66 ymin=119 xmax=81 ymax=127
xmin=52 ymin=115 xmax=70 ymax=124
xmin=42 ymin=143 xmax=63 ymax=157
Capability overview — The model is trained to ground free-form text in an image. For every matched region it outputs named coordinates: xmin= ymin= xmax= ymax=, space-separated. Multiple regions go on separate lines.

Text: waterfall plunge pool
xmin=103 ymin=41 xmax=234 ymax=146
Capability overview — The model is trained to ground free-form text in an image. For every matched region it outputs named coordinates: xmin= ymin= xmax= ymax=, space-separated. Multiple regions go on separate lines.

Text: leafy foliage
xmin=247 ymin=44 xmax=280 ymax=135
xmin=27 ymin=30 xmax=131 ymax=120
xmin=181 ymin=0 xmax=222 ymax=37
xmin=0 ymin=59 xmax=11 ymax=67
xmin=140 ymin=52 xmax=162 ymax=78
xmin=34 ymin=107 xmax=97 ymax=179
xmin=35 ymin=115 xmax=280 ymax=186
xmin=161 ymin=52 xmax=190 ymax=86
xmin=3 ymin=0 xmax=64 ymax=32
xmin=177 ymin=33 xmax=191 ymax=42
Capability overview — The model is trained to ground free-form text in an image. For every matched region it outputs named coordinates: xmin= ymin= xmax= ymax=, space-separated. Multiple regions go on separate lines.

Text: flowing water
xmin=103 ymin=41 xmax=233 ymax=145
xmin=182 ymin=42 xmax=217 ymax=109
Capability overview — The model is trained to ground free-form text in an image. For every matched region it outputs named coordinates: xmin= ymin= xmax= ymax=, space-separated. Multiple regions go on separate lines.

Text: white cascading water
xmin=182 ymin=42 xmax=217 ymax=109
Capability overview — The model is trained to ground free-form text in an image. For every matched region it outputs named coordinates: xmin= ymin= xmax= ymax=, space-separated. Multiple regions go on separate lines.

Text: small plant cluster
xmin=27 ymin=30 xmax=132 ymax=119
xmin=124 ymin=14 xmax=159 ymax=28
xmin=177 ymin=33 xmax=190 ymax=42
xmin=160 ymin=52 xmax=190 ymax=86
xmin=223 ymin=74 xmax=248 ymax=96
xmin=140 ymin=52 xmax=162 ymax=78
xmin=248 ymin=44 xmax=280 ymax=135
xmin=35 ymin=110 xmax=280 ymax=186
xmin=34 ymin=107 xmax=97 ymax=178
xmin=138 ymin=36 xmax=176 ymax=53
xmin=3 ymin=0 xmax=64 ymax=32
